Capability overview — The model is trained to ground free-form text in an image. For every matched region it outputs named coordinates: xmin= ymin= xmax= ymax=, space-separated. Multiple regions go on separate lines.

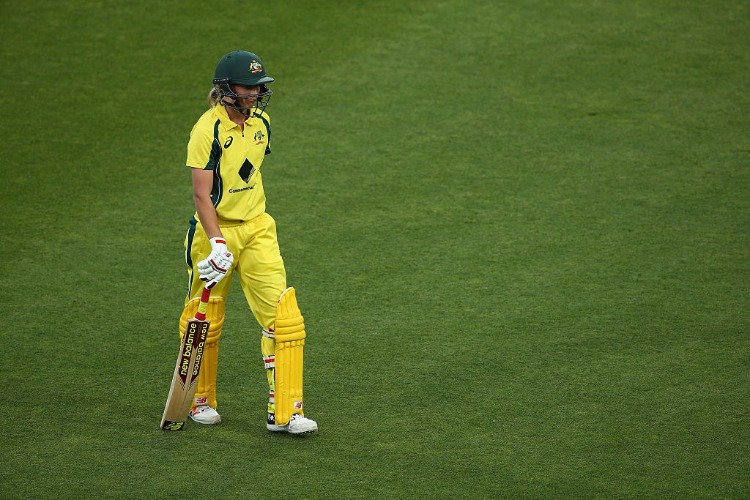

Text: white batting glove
xmin=197 ymin=237 xmax=234 ymax=289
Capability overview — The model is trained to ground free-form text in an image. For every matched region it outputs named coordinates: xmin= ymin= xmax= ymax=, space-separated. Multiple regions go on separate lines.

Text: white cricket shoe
xmin=189 ymin=405 xmax=221 ymax=425
xmin=267 ymin=413 xmax=318 ymax=434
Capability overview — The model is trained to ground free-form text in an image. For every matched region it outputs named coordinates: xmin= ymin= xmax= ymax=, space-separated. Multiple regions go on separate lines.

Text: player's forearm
xmin=194 ymin=195 xmax=223 ymax=239
xmin=191 ymin=168 xmax=223 ymax=239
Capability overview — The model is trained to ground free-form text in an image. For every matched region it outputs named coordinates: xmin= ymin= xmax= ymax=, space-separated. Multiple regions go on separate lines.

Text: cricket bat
xmin=160 ymin=287 xmax=211 ymax=431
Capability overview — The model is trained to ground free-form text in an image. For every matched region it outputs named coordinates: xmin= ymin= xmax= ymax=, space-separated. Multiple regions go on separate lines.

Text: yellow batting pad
xmin=179 ymin=296 xmax=226 ymax=341
xmin=273 ymin=287 xmax=306 ymax=426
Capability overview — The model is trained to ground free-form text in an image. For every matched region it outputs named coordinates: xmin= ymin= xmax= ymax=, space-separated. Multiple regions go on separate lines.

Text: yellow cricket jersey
xmin=186 ymin=104 xmax=272 ymax=224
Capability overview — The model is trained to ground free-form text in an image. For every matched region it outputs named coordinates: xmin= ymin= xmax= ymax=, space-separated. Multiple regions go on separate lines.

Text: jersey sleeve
xmin=186 ymin=120 xmax=220 ymax=170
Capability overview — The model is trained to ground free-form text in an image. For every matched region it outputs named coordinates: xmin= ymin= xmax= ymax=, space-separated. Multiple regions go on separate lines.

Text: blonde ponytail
xmin=207 ymin=86 xmax=222 ymax=108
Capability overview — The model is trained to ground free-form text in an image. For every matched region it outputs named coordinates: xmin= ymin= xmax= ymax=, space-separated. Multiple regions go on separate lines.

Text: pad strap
xmin=263 ymin=355 xmax=275 ymax=369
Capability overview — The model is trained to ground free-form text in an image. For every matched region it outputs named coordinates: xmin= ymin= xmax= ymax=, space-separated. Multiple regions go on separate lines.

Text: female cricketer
xmin=178 ymin=50 xmax=317 ymax=434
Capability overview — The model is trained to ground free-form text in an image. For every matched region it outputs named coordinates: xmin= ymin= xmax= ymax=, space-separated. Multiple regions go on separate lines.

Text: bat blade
xmin=160 ymin=318 xmax=209 ymax=430
xmin=160 ymin=288 xmax=212 ymax=431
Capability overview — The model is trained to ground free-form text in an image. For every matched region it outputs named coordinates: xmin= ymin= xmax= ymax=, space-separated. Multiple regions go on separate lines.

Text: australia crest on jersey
xmin=254 ymin=130 xmax=265 ymax=145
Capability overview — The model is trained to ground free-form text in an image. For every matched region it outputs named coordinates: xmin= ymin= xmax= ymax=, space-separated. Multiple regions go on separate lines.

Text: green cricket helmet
xmin=213 ymin=50 xmax=273 ymax=116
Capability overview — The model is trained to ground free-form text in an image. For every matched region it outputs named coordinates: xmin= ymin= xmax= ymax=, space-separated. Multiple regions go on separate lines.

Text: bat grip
xmin=194 ymin=287 xmax=212 ymax=321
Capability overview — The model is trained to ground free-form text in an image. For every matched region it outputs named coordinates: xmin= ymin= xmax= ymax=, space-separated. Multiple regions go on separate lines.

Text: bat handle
xmin=194 ymin=286 xmax=212 ymax=321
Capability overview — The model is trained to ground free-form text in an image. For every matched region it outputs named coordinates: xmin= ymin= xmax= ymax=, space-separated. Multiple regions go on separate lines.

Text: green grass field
xmin=2 ymin=0 xmax=749 ymax=497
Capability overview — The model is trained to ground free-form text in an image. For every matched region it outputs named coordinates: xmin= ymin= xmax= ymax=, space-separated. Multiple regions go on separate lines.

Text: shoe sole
xmin=266 ymin=424 xmax=318 ymax=434
xmin=189 ymin=415 xmax=221 ymax=425
xmin=288 ymin=423 xmax=318 ymax=434
xmin=288 ymin=427 xmax=317 ymax=435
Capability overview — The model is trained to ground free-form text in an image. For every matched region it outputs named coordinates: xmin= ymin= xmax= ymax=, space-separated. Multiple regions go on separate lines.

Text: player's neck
xmin=225 ymin=106 xmax=248 ymax=128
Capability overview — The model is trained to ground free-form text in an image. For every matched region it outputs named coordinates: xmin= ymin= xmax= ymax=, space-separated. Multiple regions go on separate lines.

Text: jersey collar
xmin=215 ymin=104 xmax=251 ymax=132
